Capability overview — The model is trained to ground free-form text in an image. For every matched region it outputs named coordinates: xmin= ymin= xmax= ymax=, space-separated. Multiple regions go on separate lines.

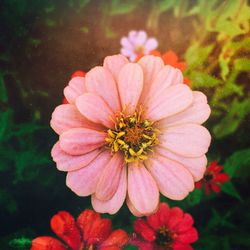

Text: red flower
xmin=63 ymin=70 xmax=86 ymax=104
xmin=31 ymin=209 xmax=129 ymax=250
xmin=131 ymin=203 xmax=198 ymax=250
xmin=195 ymin=161 xmax=229 ymax=194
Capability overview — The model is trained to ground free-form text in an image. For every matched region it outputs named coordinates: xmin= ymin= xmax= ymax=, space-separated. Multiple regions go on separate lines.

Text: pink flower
xmin=50 ymin=54 xmax=211 ymax=216
xmin=120 ymin=30 xmax=158 ymax=62
xmin=131 ymin=203 xmax=198 ymax=250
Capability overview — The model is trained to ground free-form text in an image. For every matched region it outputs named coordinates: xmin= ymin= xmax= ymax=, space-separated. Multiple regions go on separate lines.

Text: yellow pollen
xmin=105 ymin=110 xmax=159 ymax=163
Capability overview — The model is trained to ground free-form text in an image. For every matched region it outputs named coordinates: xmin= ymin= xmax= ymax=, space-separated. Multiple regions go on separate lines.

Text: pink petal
xmin=126 ymin=197 xmax=144 ymax=217
xmin=117 ymin=63 xmax=143 ymax=114
xmin=156 ymin=147 xmax=207 ymax=181
xmin=158 ymin=91 xmax=211 ymax=128
xmin=92 ymin=166 xmax=127 ymax=215
xmin=147 ymin=65 xmax=183 ymax=102
xmin=95 ymin=153 xmax=124 ymax=200
xmin=145 ymin=156 xmax=194 ymax=200
xmin=64 ymin=77 xmax=86 ymax=104
xmin=137 ymin=55 xmax=164 ymax=104
xmin=76 ymin=93 xmax=114 ymax=128
xmin=59 ymin=128 xmax=106 ymax=155
xmin=66 ymin=150 xmax=111 ymax=196
xmin=51 ymin=142 xmax=102 ymax=172
xmin=103 ymin=54 xmax=129 ymax=81
xmin=128 ymin=30 xmax=137 ymax=43
xmin=120 ymin=37 xmax=133 ymax=50
xmin=85 ymin=66 xmax=121 ymax=112
xmin=134 ymin=31 xmax=147 ymax=45
xmin=146 ymin=84 xmax=193 ymax=121
xmin=160 ymin=124 xmax=211 ymax=158
xmin=128 ymin=163 xmax=159 ymax=215
xmin=120 ymin=48 xmax=134 ymax=58
xmin=144 ymin=38 xmax=158 ymax=53
xmin=50 ymin=104 xmax=101 ymax=135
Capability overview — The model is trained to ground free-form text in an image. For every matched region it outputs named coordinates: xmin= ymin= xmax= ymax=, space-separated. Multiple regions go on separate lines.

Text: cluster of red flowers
xmin=31 ymin=209 xmax=129 ymax=250
xmin=32 ymin=203 xmax=198 ymax=250
xmin=195 ymin=161 xmax=229 ymax=194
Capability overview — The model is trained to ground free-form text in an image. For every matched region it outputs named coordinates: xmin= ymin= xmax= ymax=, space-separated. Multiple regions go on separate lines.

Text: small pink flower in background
xmin=31 ymin=209 xmax=128 ymax=250
xmin=120 ymin=30 xmax=158 ymax=61
xmin=131 ymin=202 xmax=198 ymax=250
xmin=195 ymin=161 xmax=229 ymax=194
xmin=51 ymin=54 xmax=211 ymax=216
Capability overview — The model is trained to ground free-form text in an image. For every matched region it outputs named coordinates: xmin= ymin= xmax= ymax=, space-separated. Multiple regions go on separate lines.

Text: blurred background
xmin=0 ymin=0 xmax=250 ymax=249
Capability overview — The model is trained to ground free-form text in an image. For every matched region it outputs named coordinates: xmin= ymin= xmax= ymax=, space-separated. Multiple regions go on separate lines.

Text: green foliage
xmin=9 ymin=237 xmax=31 ymax=249
xmin=0 ymin=1 xmax=249 ymax=250
xmin=223 ymin=148 xmax=250 ymax=179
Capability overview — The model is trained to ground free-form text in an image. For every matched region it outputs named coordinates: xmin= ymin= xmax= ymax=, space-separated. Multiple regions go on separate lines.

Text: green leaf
xmin=0 ymin=74 xmax=8 ymax=102
xmin=15 ymin=150 xmax=50 ymax=182
xmin=79 ymin=0 xmax=90 ymax=8
xmin=110 ymin=0 xmax=141 ymax=16
xmin=223 ymin=148 xmax=250 ymax=178
xmin=234 ymin=58 xmax=250 ymax=71
xmin=189 ymin=71 xmax=221 ymax=89
xmin=220 ymin=182 xmax=242 ymax=201
xmin=9 ymin=237 xmax=32 ymax=249
xmin=213 ymin=98 xmax=250 ymax=138
xmin=0 ymin=110 xmax=11 ymax=140
xmin=185 ymin=188 xmax=203 ymax=206
xmin=185 ymin=44 xmax=214 ymax=69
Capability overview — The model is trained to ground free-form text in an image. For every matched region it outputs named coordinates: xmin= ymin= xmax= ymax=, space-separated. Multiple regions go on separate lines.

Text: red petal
xmin=50 ymin=211 xmax=81 ymax=250
xmin=162 ymin=51 xmax=178 ymax=66
xmin=77 ymin=209 xmax=100 ymax=242
xmin=100 ymin=229 xmax=129 ymax=248
xmin=133 ymin=219 xmax=156 ymax=242
xmin=205 ymin=184 xmax=211 ymax=195
xmin=211 ymin=182 xmax=221 ymax=193
xmin=166 ymin=207 xmax=184 ymax=230
xmin=147 ymin=203 xmax=170 ymax=230
xmin=150 ymin=50 xmax=162 ymax=57
xmin=130 ymin=235 xmax=155 ymax=250
xmin=99 ymin=247 xmax=120 ymax=250
xmin=87 ymin=218 xmax=112 ymax=245
xmin=31 ymin=236 xmax=66 ymax=250
xmin=62 ymin=97 xmax=69 ymax=104
xmin=207 ymin=161 xmax=217 ymax=172
xmin=71 ymin=70 xmax=86 ymax=78
xmin=174 ymin=213 xmax=194 ymax=233
xmin=195 ymin=181 xmax=203 ymax=189
xmin=172 ymin=241 xmax=193 ymax=250
xmin=214 ymin=173 xmax=229 ymax=183
xmin=176 ymin=227 xmax=198 ymax=244
xmin=183 ymin=77 xmax=190 ymax=85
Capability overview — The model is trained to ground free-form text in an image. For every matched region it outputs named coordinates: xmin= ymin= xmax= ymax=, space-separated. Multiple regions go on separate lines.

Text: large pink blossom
xmin=51 ymin=54 xmax=211 ymax=216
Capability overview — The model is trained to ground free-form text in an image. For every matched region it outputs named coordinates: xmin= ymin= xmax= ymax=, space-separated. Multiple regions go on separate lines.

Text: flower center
xmin=204 ymin=173 xmax=213 ymax=182
xmin=155 ymin=226 xmax=175 ymax=249
xmin=134 ymin=45 xmax=145 ymax=55
xmin=105 ymin=109 xmax=159 ymax=163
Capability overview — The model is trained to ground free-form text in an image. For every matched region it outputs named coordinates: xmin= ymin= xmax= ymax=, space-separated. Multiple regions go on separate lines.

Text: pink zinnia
xmin=131 ymin=203 xmax=198 ymax=250
xmin=50 ymin=54 xmax=211 ymax=216
xmin=120 ymin=30 xmax=158 ymax=62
